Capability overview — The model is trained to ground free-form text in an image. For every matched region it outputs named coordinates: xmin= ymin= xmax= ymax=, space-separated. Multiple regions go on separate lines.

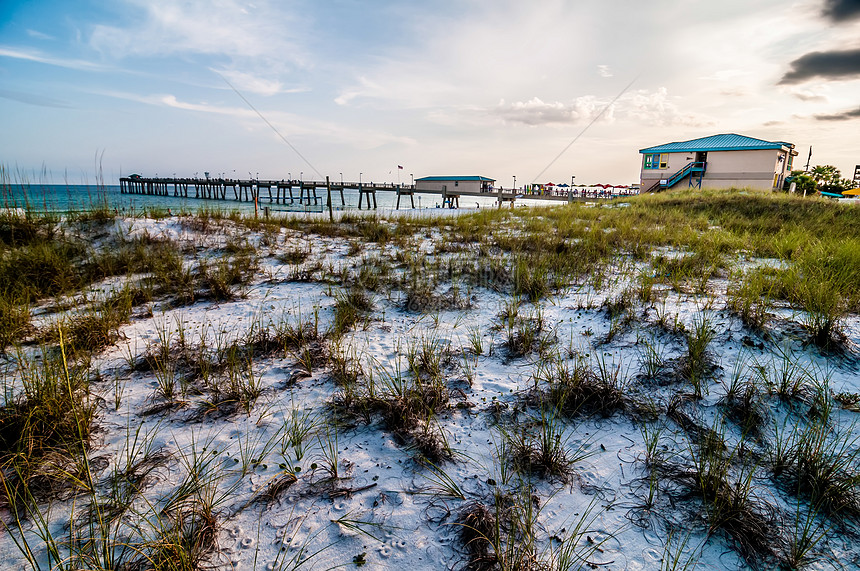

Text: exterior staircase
xmin=647 ymin=161 xmax=706 ymax=192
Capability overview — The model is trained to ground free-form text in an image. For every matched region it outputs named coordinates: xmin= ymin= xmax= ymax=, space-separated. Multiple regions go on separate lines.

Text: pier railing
xmin=119 ymin=176 xmax=637 ymax=210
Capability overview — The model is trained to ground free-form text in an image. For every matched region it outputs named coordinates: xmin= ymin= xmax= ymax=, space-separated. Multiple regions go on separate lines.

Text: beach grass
xmin=4 ymin=186 xmax=860 ymax=569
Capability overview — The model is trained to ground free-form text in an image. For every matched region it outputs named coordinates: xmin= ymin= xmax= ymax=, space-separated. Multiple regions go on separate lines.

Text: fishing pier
xmin=119 ymin=176 xmax=636 ymax=211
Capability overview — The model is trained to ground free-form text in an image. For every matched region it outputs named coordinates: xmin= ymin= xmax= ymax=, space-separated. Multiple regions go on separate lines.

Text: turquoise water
xmin=0 ymin=183 xmax=566 ymax=215
xmin=2 ymin=184 xmax=285 ymax=215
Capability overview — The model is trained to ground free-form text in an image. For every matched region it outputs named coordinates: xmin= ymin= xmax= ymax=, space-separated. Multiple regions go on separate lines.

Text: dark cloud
xmin=0 ymin=89 xmax=72 ymax=108
xmin=779 ymin=48 xmax=860 ymax=84
xmin=815 ymin=105 xmax=860 ymax=121
xmin=822 ymin=0 xmax=860 ymax=21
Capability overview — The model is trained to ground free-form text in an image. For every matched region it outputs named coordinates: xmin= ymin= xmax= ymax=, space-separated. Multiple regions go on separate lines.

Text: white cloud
xmin=100 ymin=90 xmax=415 ymax=149
xmin=0 ymin=46 xmax=107 ymax=71
xmin=88 ymin=0 xmax=310 ymax=71
xmin=488 ymin=88 xmax=713 ymax=128
xmin=699 ymin=69 xmax=751 ymax=81
xmin=624 ymin=88 xmax=715 ymax=127
xmin=493 ymin=96 xmax=609 ymax=126
xmin=784 ymin=86 xmax=829 ymax=102
xmin=597 ymin=65 xmax=613 ymax=78
xmin=26 ymin=29 xmax=56 ymax=41
xmin=213 ymin=68 xmax=308 ymax=96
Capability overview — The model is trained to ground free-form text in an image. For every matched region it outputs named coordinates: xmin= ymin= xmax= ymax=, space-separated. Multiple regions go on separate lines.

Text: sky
xmin=1 ymin=0 xmax=859 ymax=186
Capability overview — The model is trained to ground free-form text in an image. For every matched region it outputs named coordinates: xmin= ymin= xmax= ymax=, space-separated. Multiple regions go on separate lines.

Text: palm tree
xmin=810 ymin=165 xmax=840 ymax=185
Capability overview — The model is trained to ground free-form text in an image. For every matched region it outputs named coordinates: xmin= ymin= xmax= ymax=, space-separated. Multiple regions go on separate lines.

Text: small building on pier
xmin=638 ymin=133 xmax=797 ymax=192
xmin=415 ymin=176 xmax=495 ymax=194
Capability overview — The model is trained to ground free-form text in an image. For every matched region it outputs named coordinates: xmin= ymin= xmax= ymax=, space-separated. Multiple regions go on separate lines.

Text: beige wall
xmin=639 ymin=147 xmax=794 ymax=190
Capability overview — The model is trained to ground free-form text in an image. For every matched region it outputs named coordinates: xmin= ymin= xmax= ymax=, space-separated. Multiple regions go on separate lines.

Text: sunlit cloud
xmin=489 ymin=88 xmax=713 ymax=128
xmin=493 ymin=96 xmax=608 ymax=126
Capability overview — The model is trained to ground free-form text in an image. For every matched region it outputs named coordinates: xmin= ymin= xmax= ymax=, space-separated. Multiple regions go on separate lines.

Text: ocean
xmin=0 ymin=183 xmax=563 ymax=215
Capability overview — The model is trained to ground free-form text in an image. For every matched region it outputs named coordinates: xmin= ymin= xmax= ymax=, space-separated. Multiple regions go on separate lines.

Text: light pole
xmin=513 ymin=175 xmax=516 ymax=190
xmin=359 ymin=172 xmax=362 ymax=185
xmin=410 ymin=173 xmax=414 ymax=187
xmin=300 ymin=171 xmax=303 ymax=182
xmin=340 ymin=172 xmax=343 ymax=185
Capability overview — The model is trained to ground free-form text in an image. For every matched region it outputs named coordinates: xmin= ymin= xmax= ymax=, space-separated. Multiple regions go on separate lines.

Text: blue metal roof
xmin=415 ymin=176 xmax=495 ymax=182
xmin=640 ymin=134 xmax=792 ymax=154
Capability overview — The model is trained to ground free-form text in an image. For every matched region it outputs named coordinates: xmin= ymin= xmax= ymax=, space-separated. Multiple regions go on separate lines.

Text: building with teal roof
xmin=638 ymin=134 xmax=798 ymax=192
xmin=415 ymin=176 xmax=496 ymax=194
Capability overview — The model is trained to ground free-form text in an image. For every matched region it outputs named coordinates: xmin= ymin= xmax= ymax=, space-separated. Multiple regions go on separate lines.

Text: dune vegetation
xmin=1 ymin=187 xmax=860 ymax=570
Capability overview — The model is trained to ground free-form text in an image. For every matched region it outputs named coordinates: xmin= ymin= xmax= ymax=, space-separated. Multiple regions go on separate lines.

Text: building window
xmin=455 ymin=181 xmax=459 ymax=187
xmin=644 ymin=153 xmax=668 ymax=170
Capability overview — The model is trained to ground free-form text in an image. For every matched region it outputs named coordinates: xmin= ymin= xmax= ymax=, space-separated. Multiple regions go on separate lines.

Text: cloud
xmin=493 ymin=96 xmax=608 ymax=126
xmin=89 ymin=0 xmax=310 ymax=75
xmin=814 ymin=105 xmax=860 ymax=120
xmin=103 ymin=90 xmax=256 ymax=118
xmin=334 ymin=77 xmax=383 ymax=106
xmin=699 ymin=69 xmax=750 ymax=81
xmin=26 ymin=29 xmax=56 ymax=41
xmin=0 ymin=46 xmax=106 ymax=71
xmin=213 ymin=68 xmax=308 ymax=97
xmin=762 ymin=120 xmax=784 ymax=126
xmin=0 ymin=89 xmax=72 ymax=108
xmin=489 ymin=88 xmax=713 ymax=128
xmin=622 ymin=88 xmax=715 ymax=127
xmin=597 ymin=65 xmax=613 ymax=78
xmin=779 ymin=48 xmax=860 ymax=84
xmin=787 ymin=86 xmax=829 ymax=102
xmin=822 ymin=0 xmax=860 ymax=22
xmin=102 ymin=90 xmax=414 ymax=149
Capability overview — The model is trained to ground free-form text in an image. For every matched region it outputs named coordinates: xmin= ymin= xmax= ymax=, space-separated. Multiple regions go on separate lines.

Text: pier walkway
xmin=119 ymin=176 xmax=636 ymax=210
